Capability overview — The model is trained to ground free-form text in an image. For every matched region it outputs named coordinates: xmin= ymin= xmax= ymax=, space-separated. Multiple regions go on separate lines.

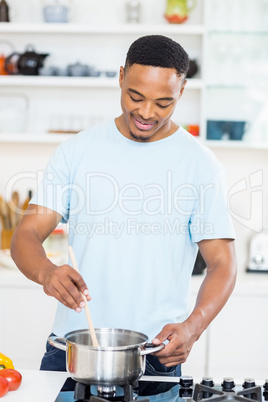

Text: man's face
xmin=118 ymin=63 xmax=186 ymax=142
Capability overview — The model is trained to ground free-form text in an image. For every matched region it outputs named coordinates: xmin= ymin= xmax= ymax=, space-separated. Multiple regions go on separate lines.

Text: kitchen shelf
xmin=208 ymin=29 xmax=268 ymax=35
xmin=0 ymin=22 xmax=205 ymax=35
xmin=0 ymin=76 xmax=204 ymax=89
xmin=0 ymin=132 xmax=74 ymax=143
xmin=205 ymin=140 xmax=268 ymax=150
xmin=1 ymin=134 xmax=268 ymax=149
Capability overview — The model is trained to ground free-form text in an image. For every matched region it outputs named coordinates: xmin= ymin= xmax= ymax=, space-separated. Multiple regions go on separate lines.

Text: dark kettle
xmin=5 ymin=45 xmax=49 ymax=75
xmin=186 ymin=59 xmax=198 ymax=79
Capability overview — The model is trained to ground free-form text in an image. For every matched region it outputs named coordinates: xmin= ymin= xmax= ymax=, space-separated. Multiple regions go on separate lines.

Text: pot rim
xmin=64 ymin=327 xmax=148 ymax=351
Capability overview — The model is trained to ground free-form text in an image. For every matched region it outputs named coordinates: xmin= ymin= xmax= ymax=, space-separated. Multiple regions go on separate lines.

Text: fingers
xmin=151 ymin=323 xmax=192 ymax=366
xmin=152 ymin=323 xmax=177 ymax=344
xmin=43 ymin=264 xmax=91 ymax=311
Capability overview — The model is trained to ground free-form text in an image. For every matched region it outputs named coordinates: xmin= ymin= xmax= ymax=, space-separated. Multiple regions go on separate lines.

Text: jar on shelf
xmin=164 ymin=0 xmax=196 ymax=24
xmin=126 ymin=0 xmax=141 ymax=24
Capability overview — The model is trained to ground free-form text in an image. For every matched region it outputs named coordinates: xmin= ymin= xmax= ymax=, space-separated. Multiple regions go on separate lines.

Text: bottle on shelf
xmin=0 ymin=0 xmax=9 ymax=22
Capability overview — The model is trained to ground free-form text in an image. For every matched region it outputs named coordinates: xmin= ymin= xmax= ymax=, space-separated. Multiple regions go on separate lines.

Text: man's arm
xmin=11 ymin=204 xmax=90 ymax=312
xmin=152 ymin=238 xmax=237 ymax=366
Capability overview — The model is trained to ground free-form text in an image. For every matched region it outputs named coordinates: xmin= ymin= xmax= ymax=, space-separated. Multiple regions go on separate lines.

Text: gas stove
xmin=55 ymin=375 xmax=268 ymax=402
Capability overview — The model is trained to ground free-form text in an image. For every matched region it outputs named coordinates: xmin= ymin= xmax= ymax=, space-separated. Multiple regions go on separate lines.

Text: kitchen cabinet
xmin=207 ymin=284 xmax=268 ymax=380
xmin=0 ymin=269 xmax=58 ymax=369
xmin=182 ymin=275 xmax=268 ymax=380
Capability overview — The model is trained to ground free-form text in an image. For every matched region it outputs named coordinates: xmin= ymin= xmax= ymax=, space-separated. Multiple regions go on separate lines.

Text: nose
xmin=138 ymin=101 xmax=155 ymax=120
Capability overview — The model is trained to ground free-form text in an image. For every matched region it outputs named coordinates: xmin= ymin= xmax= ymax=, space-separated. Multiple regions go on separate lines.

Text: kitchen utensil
xmin=0 ymin=54 xmax=7 ymax=75
xmin=0 ymin=40 xmax=14 ymax=75
xmin=165 ymin=0 xmax=196 ymax=24
xmin=68 ymin=245 xmax=99 ymax=347
xmin=9 ymin=191 xmax=20 ymax=229
xmin=0 ymin=195 xmax=10 ymax=230
xmin=105 ymin=71 xmax=117 ymax=78
xmin=126 ymin=0 xmax=141 ymax=23
xmin=247 ymin=231 xmax=268 ymax=273
xmin=186 ymin=59 xmax=198 ymax=78
xmin=5 ymin=45 xmax=49 ymax=75
xmin=0 ymin=0 xmax=9 ymax=22
xmin=67 ymin=62 xmax=90 ymax=77
xmin=0 ymin=229 xmax=13 ymax=249
xmin=207 ymin=120 xmax=246 ymax=141
xmin=20 ymin=190 xmax=32 ymax=215
xmin=43 ymin=3 xmax=69 ymax=23
xmin=48 ymin=328 xmax=164 ymax=385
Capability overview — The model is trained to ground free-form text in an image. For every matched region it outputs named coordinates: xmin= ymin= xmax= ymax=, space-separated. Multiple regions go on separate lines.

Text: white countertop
xmin=3 ymin=370 xmax=68 ymax=402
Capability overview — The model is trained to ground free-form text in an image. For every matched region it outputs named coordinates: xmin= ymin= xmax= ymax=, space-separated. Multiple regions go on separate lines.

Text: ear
xmin=179 ymin=80 xmax=187 ymax=99
xmin=119 ymin=66 xmax=125 ymax=89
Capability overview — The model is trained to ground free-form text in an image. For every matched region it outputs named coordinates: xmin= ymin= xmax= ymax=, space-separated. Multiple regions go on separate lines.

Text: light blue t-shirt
xmin=31 ymin=120 xmax=235 ymax=340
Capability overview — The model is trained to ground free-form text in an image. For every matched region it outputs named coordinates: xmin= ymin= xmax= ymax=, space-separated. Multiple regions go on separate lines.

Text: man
xmin=11 ymin=35 xmax=236 ymax=388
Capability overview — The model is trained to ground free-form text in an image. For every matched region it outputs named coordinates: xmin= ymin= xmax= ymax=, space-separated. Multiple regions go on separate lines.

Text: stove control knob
xmin=263 ymin=380 xmax=268 ymax=401
xmin=221 ymin=378 xmax=235 ymax=391
xmin=243 ymin=379 xmax=256 ymax=389
xmin=201 ymin=377 xmax=214 ymax=387
xmin=180 ymin=376 xmax=194 ymax=388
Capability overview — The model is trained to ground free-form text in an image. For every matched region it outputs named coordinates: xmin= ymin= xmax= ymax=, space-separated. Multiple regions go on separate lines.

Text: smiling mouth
xmin=133 ymin=116 xmax=156 ymax=131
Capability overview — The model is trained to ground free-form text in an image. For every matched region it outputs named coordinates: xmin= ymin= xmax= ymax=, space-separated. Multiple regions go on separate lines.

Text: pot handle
xmin=48 ymin=335 xmax=67 ymax=352
xmin=140 ymin=342 xmax=165 ymax=356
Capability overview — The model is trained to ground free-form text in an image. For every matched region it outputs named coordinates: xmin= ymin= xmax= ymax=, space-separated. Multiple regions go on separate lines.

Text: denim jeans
xmin=40 ymin=334 xmax=181 ymax=392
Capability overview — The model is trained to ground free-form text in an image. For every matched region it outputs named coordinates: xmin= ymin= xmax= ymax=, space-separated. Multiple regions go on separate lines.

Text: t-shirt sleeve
xmin=189 ymin=163 xmax=235 ymax=243
xmin=30 ymin=144 xmax=70 ymax=223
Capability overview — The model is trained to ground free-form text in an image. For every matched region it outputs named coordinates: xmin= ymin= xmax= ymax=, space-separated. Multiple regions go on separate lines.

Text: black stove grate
xmin=193 ymin=383 xmax=263 ymax=402
xmin=73 ymin=381 xmax=149 ymax=402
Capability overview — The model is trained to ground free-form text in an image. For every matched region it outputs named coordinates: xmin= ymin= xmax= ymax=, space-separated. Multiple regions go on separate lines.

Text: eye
xmin=129 ymin=95 xmax=142 ymax=102
xmin=157 ymin=103 xmax=170 ymax=109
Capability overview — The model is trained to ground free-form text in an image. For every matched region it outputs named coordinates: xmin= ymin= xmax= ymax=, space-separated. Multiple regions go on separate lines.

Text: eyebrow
xmin=128 ymin=88 xmax=174 ymax=102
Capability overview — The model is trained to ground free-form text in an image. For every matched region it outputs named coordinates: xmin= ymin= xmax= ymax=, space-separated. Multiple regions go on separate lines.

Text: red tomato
xmin=0 ymin=369 xmax=22 ymax=391
xmin=0 ymin=376 xmax=9 ymax=397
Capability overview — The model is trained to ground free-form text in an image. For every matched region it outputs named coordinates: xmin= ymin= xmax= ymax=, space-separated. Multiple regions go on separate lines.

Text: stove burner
xmin=193 ymin=379 xmax=263 ymax=402
xmin=97 ymin=386 xmax=117 ymax=399
xmin=74 ymin=381 xmax=149 ymax=402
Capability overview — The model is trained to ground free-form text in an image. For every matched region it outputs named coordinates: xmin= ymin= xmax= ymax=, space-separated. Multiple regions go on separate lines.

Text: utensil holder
xmin=1 ymin=229 xmax=14 ymax=249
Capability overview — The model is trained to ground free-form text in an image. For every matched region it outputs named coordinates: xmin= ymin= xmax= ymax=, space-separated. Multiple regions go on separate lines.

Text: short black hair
xmin=124 ymin=35 xmax=189 ymax=78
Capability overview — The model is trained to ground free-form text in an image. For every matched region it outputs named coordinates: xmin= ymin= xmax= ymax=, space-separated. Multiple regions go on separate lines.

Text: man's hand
xmin=151 ymin=322 xmax=196 ymax=367
xmin=41 ymin=262 xmax=91 ymax=312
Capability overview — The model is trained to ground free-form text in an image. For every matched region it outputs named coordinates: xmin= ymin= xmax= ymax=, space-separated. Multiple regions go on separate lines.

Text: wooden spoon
xmin=68 ymin=245 xmax=100 ymax=347
xmin=11 ymin=191 xmax=20 ymax=227
xmin=8 ymin=191 xmax=20 ymax=230
xmin=0 ymin=196 xmax=11 ymax=230
xmin=0 ymin=196 xmax=5 ymax=228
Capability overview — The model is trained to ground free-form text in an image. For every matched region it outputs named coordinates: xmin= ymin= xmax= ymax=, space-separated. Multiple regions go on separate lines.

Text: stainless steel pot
xmin=48 ymin=328 xmax=164 ymax=386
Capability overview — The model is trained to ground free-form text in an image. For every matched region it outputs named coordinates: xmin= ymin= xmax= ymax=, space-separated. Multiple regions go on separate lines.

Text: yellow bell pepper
xmin=0 ymin=353 xmax=14 ymax=370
